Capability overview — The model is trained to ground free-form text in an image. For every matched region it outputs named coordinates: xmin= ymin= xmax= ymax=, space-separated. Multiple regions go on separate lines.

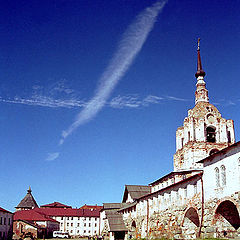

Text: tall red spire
xmin=195 ymin=38 xmax=206 ymax=78
xmin=194 ymin=38 xmax=209 ymax=105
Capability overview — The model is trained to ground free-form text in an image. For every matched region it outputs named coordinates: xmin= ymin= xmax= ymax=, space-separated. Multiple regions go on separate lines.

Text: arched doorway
xmin=215 ymin=200 xmax=240 ymax=230
xmin=182 ymin=207 xmax=200 ymax=238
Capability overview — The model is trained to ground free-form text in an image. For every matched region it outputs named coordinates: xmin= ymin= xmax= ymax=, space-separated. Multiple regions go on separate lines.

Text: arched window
xmin=221 ymin=165 xmax=226 ymax=186
xmin=206 ymin=126 xmax=216 ymax=143
xmin=215 ymin=167 xmax=220 ymax=187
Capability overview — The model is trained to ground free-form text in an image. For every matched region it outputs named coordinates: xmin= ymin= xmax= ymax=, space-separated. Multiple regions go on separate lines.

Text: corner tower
xmin=15 ymin=187 xmax=38 ymax=211
xmin=173 ymin=39 xmax=235 ymax=171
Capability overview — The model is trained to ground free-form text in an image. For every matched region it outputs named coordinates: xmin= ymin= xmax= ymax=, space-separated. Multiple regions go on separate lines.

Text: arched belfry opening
xmin=206 ymin=126 xmax=216 ymax=143
xmin=215 ymin=200 xmax=240 ymax=230
xmin=209 ymin=148 xmax=219 ymax=156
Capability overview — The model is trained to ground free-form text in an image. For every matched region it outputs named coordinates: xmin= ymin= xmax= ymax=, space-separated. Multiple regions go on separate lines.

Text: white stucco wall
xmin=54 ymin=216 xmax=100 ymax=236
xmin=203 ymin=147 xmax=240 ymax=201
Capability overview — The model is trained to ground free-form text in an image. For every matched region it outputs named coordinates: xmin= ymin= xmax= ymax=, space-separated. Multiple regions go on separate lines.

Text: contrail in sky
xmin=60 ymin=0 xmax=167 ymax=145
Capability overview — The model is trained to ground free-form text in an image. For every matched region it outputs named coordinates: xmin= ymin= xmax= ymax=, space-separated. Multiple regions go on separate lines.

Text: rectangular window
xmin=67 ymin=223 xmax=69 ymax=226
xmin=89 ymin=223 xmax=91 ymax=227
xmin=84 ymin=223 xmax=86 ymax=227
xmin=4 ymin=218 xmax=6 ymax=225
xmin=71 ymin=217 xmax=73 ymax=220
xmin=0 ymin=217 xmax=2 ymax=225
xmin=77 ymin=223 xmax=80 ymax=227
xmin=8 ymin=218 xmax=11 ymax=225
xmin=95 ymin=223 xmax=97 ymax=227
xmin=61 ymin=217 xmax=64 ymax=220
xmin=71 ymin=223 xmax=73 ymax=227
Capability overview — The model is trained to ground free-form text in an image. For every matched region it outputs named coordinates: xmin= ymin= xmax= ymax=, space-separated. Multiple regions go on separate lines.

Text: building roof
xmin=118 ymin=202 xmax=137 ymax=211
xmin=35 ymin=207 xmax=101 ymax=217
xmin=40 ymin=202 xmax=72 ymax=208
xmin=80 ymin=204 xmax=103 ymax=210
xmin=16 ymin=187 xmax=38 ymax=209
xmin=14 ymin=207 xmax=101 ymax=223
xmin=105 ymin=210 xmax=127 ymax=232
xmin=197 ymin=141 xmax=240 ymax=163
xmin=149 ymin=169 xmax=202 ymax=186
xmin=102 ymin=203 xmax=128 ymax=210
xmin=0 ymin=207 xmax=12 ymax=214
xmin=122 ymin=185 xmax=151 ymax=202
xmin=14 ymin=209 xmax=58 ymax=223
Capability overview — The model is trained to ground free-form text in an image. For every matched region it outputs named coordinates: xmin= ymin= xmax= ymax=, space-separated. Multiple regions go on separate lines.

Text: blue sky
xmin=0 ymin=0 xmax=240 ymax=212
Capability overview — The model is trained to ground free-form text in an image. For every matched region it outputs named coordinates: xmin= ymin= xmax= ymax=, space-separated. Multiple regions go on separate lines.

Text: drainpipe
xmin=198 ymin=175 xmax=204 ymax=238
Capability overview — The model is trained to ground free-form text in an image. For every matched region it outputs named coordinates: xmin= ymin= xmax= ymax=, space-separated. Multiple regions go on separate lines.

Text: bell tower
xmin=173 ymin=39 xmax=235 ymax=171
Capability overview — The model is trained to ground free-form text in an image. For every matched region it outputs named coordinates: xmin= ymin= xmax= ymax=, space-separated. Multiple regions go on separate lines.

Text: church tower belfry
xmin=173 ymin=39 xmax=235 ymax=171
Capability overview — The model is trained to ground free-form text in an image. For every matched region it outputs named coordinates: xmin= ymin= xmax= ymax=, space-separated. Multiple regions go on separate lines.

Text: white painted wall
xmin=203 ymin=147 xmax=240 ymax=201
xmin=54 ymin=216 xmax=100 ymax=236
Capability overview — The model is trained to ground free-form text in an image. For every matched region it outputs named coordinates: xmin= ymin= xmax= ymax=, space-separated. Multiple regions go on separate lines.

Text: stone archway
xmin=182 ymin=207 xmax=200 ymax=239
xmin=215 ymin=200 xmax=240 ymax=230
xmin=129 ymin=221 xmax=137 ymax=239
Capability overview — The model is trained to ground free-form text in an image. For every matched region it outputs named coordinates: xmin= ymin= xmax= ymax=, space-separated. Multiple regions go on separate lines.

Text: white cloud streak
xmin=0 ymin=80 xmax=86 ymax=108
xmin=165 ymin=95 xmax=188 ymax=101
xmin=0 ymin=96 xmax=86 ymax=108
xmin=45 ymin=152 xmax=60 ymax=161
xmin=60 ymin=0 xmax=168 ymax=144
xmin=0 ymin=93 xmax=188 ymax=109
